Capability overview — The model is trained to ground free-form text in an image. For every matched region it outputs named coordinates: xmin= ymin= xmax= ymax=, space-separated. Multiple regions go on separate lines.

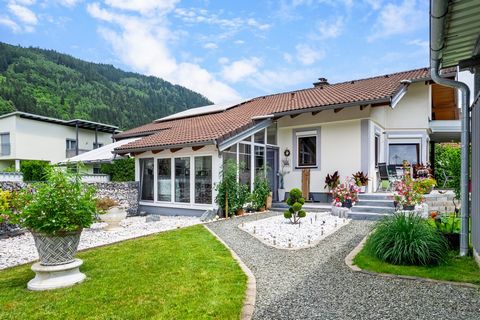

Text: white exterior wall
xmin=136 ymin=145 xmax=219 ymax=211
xmin=0 ymin=116 xmax=112 ymax=165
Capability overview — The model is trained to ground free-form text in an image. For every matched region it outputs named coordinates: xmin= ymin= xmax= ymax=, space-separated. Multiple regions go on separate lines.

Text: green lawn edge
xmin=353 ymin=245 xmax=480 ymax=286
xmin=0 ymin=225 xmax=247 ymax=320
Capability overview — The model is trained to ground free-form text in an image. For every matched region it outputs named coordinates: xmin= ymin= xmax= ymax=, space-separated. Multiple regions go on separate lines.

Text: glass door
xmin=266 ymin=147 xmax=279 ymax=201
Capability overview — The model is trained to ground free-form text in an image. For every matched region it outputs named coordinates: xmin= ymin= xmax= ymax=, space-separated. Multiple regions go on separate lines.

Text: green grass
xmin=354 ymin=246 xmax=480 ymax=285
xmin=0 ymin=225 xmax=247 ymax=320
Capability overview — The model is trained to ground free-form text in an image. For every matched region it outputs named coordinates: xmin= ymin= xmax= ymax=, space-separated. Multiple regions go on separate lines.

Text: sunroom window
xmin=175 ymin=157 xmax=190 ymax=203
xmin=140 ymin=158 xmax=154 ymax=201
xmin=195 ymin=156 xmax=212 ymax=204
xmin=157 ymin=158 xmax=172 ymax=202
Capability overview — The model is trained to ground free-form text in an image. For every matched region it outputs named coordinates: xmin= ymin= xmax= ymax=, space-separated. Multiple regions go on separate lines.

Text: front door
xmin=266 ymin=147 xmax=279 ymax=201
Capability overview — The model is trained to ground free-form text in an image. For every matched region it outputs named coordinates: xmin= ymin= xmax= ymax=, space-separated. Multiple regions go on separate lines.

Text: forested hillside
xmin=0 ymin=42 xmax=212 ymax=129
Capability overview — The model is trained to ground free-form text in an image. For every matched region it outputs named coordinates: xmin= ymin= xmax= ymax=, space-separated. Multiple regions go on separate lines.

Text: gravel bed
xmin=239 ymin=212 xmax=350 ymax=249
xmin=209 ymin=211 xmax=480 ymax=320
xmin=0 ymin=216 xmax=201 ymax=270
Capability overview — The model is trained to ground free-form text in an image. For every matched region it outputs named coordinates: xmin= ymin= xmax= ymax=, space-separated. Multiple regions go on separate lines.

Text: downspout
xmin=430 ymin=0 xmax=471 ymax=256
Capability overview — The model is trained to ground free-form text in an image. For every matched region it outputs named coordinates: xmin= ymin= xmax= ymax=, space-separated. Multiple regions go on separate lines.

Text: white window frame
xmin=295 ymin=129 xmax=319 ymax=169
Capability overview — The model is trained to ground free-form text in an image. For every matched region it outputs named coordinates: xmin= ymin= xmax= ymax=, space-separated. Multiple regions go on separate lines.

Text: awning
xmin=57 ymin=138 xmax=140 ymax=165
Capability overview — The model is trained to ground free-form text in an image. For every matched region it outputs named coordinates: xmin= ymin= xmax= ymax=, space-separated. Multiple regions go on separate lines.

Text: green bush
xmin=215 ymin=160 xmax=250 ymax=217
xmin=283 ymin=188 xmax=306 ymax=224
xmin=20 ymin=160 xmax=51 ymax=181
xmin=251 ymin=176 xmax=270 ymax=210
xmin=365 ymin=212 xmax=448 ymax=266
xmin=4 ymin=168 xmax=97 ymax=234
xmin=100 ymin=158 xmax=135 ymax=182
xmin=434 ymin=143 xmax=461 ymax=198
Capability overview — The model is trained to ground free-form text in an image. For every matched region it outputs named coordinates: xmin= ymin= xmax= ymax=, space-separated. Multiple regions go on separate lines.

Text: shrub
xmin=0 ymin=190 xmax=12 ymax=221
xmin=413 ymin=177 xmax=436 ymax=194
xmin=100 ymin=158 xmax=135 ymax=182
xmin=365 ymin=212 xmax=448 ymax=266
xmin=252 ymin=176 xmax=270 ymax=210
xmin=283 ymin=188 xmax=306 ymax=224
xmin=434 ymin=143 xmax=461 ymax=197
xmin=4 ymin=168 xmax=97 ymax=234
xmin=215 ymin=160 xmax=241 ymax=217
xmin=20 ymin=160 xmax=51 ymax=181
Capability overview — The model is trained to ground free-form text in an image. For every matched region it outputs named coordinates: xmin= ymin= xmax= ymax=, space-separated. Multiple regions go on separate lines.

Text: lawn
xmin=0 ymin=225 xmax=247 ymax=320
xmin=354 ymin=246 xmax=480 ymax=286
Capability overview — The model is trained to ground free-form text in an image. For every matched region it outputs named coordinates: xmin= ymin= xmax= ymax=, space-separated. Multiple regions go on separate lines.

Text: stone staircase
xmin=350 ymin=193 xmax=396 ymax=220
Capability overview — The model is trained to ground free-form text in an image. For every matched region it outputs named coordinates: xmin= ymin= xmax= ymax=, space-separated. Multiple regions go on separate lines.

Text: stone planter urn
xmin=278 ymin=188 xmax=286 ymax=202
xmin=101 ymin=206 xmax=127 ymax=231
xmin=28 ymin=230 xmax=86 ymax=291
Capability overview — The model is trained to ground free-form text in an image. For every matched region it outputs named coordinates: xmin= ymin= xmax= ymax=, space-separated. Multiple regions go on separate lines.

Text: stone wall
xmin=424 ymin=190 xmax=457 ymax=214
xmin=89 ymin=182 xmax=139 ymax=216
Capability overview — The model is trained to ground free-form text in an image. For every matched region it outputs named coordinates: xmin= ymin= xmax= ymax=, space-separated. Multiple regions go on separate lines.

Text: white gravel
xmin=0 ymin=216 xmax=201 ymax=270
xmin=239 ymin=212 xmax=350 ymax=249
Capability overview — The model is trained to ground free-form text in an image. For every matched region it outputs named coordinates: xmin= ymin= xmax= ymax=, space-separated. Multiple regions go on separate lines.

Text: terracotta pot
xmin=235 ymin=208 xmax=245 ymax=216
xmin=266 ymin=192 xmax=273 ymax=209
xmin=31 ymin=230 xmax=82 ymax=266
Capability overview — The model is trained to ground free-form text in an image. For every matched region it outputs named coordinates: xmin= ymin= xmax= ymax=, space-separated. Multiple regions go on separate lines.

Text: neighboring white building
xmin=111 ymin=68 xmax=465 ymax=216
xmin=0 ymin=112 xmax=118 ymax=172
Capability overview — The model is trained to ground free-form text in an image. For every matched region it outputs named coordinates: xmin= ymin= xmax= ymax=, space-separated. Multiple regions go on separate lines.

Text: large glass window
xmin=0 ymin=133 xmax=10 ymax=156
xmin=239 ymin=143 xmax=251 ymax=187
xmin=175 ymin=157 xmax=190 ymax=203
xmin=389 ymin=144 xmax=419 ymax=165
xmin=222 ymin=144 xmax=237 ymax=165
xmin=195 ymin=156 xmax=212 ymax=204
xmin=267 ymin=124 xmax=277 ymax=145
xmin=157 ymin=158 xmax=172 ymax=202
xmin=140 ymin=158 xmax=154 ymax=201
xmin=254 ymin=129 xmax=265 ymax=144
xmin=297 ymin=136 xmax=317 ymax=167
xmin=254 ymin=145 xmax=265 ymax=178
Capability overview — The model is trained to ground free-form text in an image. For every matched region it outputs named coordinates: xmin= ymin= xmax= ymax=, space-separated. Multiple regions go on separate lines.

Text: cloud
xmin=283 ymin=53 xmax=293 ymax=63
xmin=368 ymin=0 xmax=425 ymax=41
xmin=221 ymin=57 xmax=262 ymax=83
xmin=248 ymin=67 xmax=319 ymax=93
xmin=316 ymin=16 xmax=344 ymax=39
xmin=234 ymin=40 xmax=245 ymax=45
xmin=104 ymin=0 xmax=180 ymax=15
xmin=87 ymin=2 xmax=240 ymax=103
xmin=8 ymin=3 xmax=38 ymax=25
xmin=0 ymin=15 xmax=20 ymax=32
xmin=203 ymin=42 xmax=218 ymax=50
xmin=365 ymin=0 xmax=382 ymax=10
xmin=407 ymin=39 xmax=428 ymax=50
xmin=56 ymin=0 xmax=82 ymax=7
xmin=296 ymin=44 xmax=325 ymax=65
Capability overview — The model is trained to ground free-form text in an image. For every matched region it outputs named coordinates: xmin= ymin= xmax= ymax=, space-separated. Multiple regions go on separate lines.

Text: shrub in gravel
xmin=283 ymin=188 xmax=306 ymax=224
xmin=365 ymin=211 xmax=448 ymax=266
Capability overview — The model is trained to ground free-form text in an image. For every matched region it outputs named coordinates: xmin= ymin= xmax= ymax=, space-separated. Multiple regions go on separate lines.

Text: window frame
xmin=0 ymin=132 xmax=11 ymax=156
xmin=293 ymin=127 xmax=321 ymax=170
xmin=66 ymin=138 xmax=77 ymax=150
xmin=388 ymin=143 xmax=420 ymax=166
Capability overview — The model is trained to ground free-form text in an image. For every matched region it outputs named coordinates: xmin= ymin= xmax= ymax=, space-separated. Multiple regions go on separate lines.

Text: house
xmin=429 ymin=0 xmax=480 ymax=262
xmin=112 ymin=67 xmax=466 ymax=217
xmin=0 ymin=112 xmax=118 ymax=173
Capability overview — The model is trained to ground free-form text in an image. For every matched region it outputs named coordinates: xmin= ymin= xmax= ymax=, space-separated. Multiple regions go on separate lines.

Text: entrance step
xmin=351 ymin=193 xmax=395 ymax=220
xmin=350 ymin=205 xmax=395 ymax=214
xmin=358 ymin=193 xmax=393 ymax=201
xmin=349 ymin=212 xmax=392 ymax=220
xmin=356 ymin=199 xmax=395 ymax=207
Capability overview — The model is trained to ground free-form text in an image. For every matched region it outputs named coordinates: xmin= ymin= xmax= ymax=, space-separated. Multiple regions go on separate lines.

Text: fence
xmin=0 ymin=172 xmax=23 ymax=182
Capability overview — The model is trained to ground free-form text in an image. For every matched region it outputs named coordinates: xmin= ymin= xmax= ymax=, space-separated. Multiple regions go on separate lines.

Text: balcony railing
xmin=65 ymin=149 xmax=91 ymax=158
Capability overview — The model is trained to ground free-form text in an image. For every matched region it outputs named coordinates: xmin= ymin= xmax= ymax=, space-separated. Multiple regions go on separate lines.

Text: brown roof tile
xmin=115 ymin=68 xmax=429 ymax=152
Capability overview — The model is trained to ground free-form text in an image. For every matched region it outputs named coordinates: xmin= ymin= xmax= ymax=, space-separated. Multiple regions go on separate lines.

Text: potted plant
xmin=2 ymin=168 xmax=96 ymax=266
xmin=215 ymin=160 xmax=239 ymax=218
xmin=277 ymin=158 xmax=290 ymax=202
xmin=393 ymin=177 xmax=424 ymax=210
xmin=331 ymin=177 xmax=360 ymax=208
xmin=96 ymin=197 xmax=127 ymax=231
xmin=413 ymin=177 xmax=437 ymax=194
xmin=234 ymin=184 xmax=251 ymax=216
xmin=352 ymin=171 xmax=369 ymax=193
xmin=252 ymin=176 xmax=271 ymax=212
xmin=324 ymin=171 xmax=340 ymax=191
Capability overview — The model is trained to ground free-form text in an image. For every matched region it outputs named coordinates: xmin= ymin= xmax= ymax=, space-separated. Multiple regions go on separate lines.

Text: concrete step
xmin=356 ymin=199 xmax=395 ymax=207
xmin=358 ymin=193 xmax=393 ymax=201
xmin=349 ymin=212 xmax=391 ymax=221
xmin=271 ymin=202 xmax=330 ymax=213
xmin=350 ymin=205 xmax=395 ymax=214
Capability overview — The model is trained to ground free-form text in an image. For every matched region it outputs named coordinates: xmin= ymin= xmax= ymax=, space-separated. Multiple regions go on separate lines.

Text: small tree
xmin=252 ymin=176 xmax=270 ymax=210
xmin=215 ymin=159 xmax=239 ymax=217
xmin=283 ymin=188 xmax=306 ymax=224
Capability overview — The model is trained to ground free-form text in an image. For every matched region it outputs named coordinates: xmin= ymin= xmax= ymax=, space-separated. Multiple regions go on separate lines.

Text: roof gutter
xmin=430 ymin=0 xmax=471 ymax=256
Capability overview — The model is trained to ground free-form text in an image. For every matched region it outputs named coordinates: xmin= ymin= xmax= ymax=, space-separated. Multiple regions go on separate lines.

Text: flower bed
xmin=239 ymin=212 xmax=349 ymax=249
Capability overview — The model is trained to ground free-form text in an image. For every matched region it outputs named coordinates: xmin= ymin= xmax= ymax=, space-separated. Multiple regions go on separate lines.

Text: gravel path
xmin=208 ymin=212 xmax=480 ymax=320
xmin=0 ymin=216 xmax=201 ymax=270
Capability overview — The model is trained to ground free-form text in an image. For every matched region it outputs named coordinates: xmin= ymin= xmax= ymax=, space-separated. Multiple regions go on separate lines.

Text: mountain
xmin=0 ymin=42 xmax=212 ymax=130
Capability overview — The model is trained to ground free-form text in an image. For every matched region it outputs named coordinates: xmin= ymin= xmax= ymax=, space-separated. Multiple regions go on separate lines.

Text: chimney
xmin=313 ymin=77 xmax=329 ymax=87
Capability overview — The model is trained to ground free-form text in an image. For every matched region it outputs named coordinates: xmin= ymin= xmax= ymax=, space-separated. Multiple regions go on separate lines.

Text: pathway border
xmin=345 ymin=234 xmax=479 ymax=289
xmin=203 ymin=225 xmax=256 ymax=320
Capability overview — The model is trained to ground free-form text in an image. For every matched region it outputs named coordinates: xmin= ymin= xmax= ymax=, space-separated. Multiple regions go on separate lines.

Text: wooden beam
xmin=290 ymin=114 xmax=300 ymax=119
xmin=360 ymin=105 xmax=366 ymax=111
xmin=152 ymin=149 xmax=163 ymax=154
xmin=334 ymin=108 xmax=344 ymax=113
xmin=192 ymin=145 xmax=204 ymax=151
xmin=311 ymin=110 xmax=322 ymax=116
xmin=170 ymin=148 xmax=182 ymax=153
xmin=132 ymin=151 xmax=144 ymax=156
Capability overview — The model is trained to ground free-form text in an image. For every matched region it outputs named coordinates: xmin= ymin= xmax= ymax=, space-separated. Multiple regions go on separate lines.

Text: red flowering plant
xmin=331 ymin=177 xmax=360 ymax=207
xmin=393 ymin=176 xmax=424 ymax=208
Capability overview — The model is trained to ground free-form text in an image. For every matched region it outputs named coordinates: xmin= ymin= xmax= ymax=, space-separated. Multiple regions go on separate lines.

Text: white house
xmin=112 ymin=68 xmax=463 ymax=216
xmin=0 ymin=112 xmax=118 ymax=173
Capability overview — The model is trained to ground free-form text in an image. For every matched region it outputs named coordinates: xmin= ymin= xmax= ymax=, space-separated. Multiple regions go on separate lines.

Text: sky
xmin=0 ymin=0 xmax=430 ymax=104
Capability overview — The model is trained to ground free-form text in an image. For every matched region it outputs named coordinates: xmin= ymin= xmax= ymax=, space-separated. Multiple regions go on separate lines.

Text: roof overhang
xmin=218 ymin=118 xmax=273 ymax=152
xmin=113 ymin=140 xmax=216 ymax=155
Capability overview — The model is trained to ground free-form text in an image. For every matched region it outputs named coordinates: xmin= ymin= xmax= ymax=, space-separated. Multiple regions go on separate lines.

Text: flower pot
xmin=259 ymin=206 xmax=266 ymax=212
xmin=235 ymin=208 xmax=245 ymax=216
xmin=443 ymin=233 xmax=460 ymax=250
xmin=403 ymin=205 xmax=415 ymax=211
xmin=359 ymin=185 xmax=367 ymax=193
xmin=101 ymin=206 xmax=127 ymax=231
xmin=278 ymin=189 xmax=286 ymax=202
xmin=341 ymin=199 xmax=353 ymax=208
xmin=31 ymin=230 xmax=82 ymax=266
xmin=266 ymin=192 xmax=273 ymax=209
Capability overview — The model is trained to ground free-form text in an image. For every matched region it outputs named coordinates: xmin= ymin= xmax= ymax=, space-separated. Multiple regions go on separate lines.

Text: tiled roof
xmin=114 ymin=68 xmax=429 ymax=152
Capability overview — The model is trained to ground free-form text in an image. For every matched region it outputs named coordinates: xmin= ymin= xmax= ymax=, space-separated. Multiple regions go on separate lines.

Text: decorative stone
xmin=28 ymin=258 xmax=86 ymax=291
xmin=332 ymin=206 xmax=350 ymax=218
